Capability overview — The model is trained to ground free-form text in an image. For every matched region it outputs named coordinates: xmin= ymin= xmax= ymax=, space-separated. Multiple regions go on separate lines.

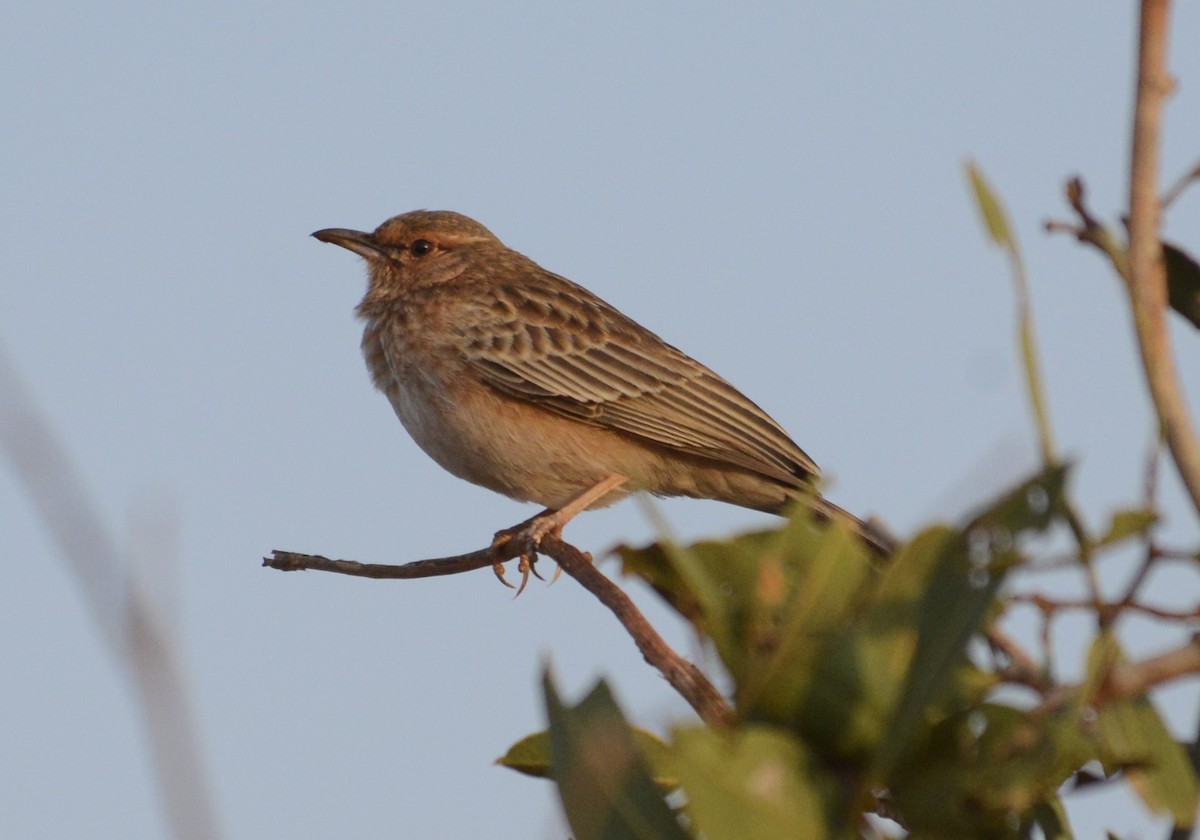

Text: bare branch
xmin=265 ymin=540 xmax=737 ymax=728
xmin=1102 ymin=636 xmax=1200 ymax=703
xmin=267 ymin=546 xmax=503 ymax=579
xmin=1126 ymin=0 xmax=1200 ymax=518
xmin=540 ymin=535 xmax=735 ymax=727
xmin=1034 ymin=636 xmax=1200 ymax=715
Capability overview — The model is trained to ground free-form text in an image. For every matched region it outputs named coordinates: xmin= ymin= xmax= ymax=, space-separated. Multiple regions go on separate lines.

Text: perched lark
xmin=314 ymin=211 xmax=889 ymax=589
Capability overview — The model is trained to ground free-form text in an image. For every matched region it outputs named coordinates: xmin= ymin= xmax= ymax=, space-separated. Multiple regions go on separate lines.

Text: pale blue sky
xmin=3 ymin=2 xmax=1199 ymax=837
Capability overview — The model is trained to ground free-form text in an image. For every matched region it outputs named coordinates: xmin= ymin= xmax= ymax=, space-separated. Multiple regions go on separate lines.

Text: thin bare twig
xmin=1119 ymin=434 xmax=1164 ymax=608
xmin=1153 ymin=547 xmax=1200 ymax=561
xmin=1045 ymin=178 xmax=1129 ymax=275
xmin=265 ymin=541 xmax=737 ymax=728
xmin=985 ymin=626 xmax=1049 ymax=692
xmin=1033 ymin=636 xmax=1200 ymax=717
xmin=1161 ymin=158 xmax=1200 ymax=210
xmin=1021 ymin=542 xmax=1198 ymax=572
xmin=1010 ymin=592 xmax=1200 ymax=623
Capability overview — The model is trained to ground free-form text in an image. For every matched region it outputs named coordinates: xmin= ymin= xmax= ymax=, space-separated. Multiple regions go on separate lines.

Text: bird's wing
xmin=457 ymin=275 xmax=818 ymax=487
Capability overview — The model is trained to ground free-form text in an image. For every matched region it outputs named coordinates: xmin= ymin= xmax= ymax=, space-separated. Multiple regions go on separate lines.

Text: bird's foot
xmin=488 ymin=475 xmax=627 ymax=596
xmin=490 ymin=509 xmax=564 ymax=596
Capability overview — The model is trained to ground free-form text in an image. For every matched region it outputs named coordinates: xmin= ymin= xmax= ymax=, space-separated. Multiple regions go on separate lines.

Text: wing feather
xmin=457 ymin=275 xmax=819 ymax=486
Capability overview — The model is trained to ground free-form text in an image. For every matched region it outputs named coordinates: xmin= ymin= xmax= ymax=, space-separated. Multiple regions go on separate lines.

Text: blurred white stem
xmin=0 ymin=346 xmax=223 ymax=840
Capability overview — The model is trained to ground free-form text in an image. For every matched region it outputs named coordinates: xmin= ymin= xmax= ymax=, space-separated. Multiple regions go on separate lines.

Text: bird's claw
xmin=492 ymin=560 xmax=517 ymax=589
xmin=527 ymin=556 xmax=547 ymax=582
xmin=493 ymin=545 xmax=573 ymax=594
xmin=491 ymin=511 xmax=566 ymax=597
xmin=513 ymin=553 xmax=538 ymax=598
xmin=492 ymin=553 xmax=543 ymax=598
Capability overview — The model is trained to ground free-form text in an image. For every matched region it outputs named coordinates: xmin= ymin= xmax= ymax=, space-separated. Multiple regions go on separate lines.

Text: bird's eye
xmin=410 ymin=239 xmax=434 ymax=256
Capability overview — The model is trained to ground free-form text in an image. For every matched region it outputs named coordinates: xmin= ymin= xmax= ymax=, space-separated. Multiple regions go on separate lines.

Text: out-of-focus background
xmin=3 ymin=3 xmax=1199 ymax=837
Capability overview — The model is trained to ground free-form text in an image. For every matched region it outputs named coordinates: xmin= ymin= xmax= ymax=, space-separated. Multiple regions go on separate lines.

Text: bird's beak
xmin=311 ymin=228 xmax=387 ymax=260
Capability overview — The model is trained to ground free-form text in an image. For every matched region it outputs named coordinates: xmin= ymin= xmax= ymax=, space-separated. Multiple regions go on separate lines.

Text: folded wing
xmin=459 ymin=274 xmax=818 ymax=488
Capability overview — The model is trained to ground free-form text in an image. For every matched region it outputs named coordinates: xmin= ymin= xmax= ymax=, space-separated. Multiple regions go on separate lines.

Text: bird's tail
xmin=781 ymin=492 xmax=897 ymax=559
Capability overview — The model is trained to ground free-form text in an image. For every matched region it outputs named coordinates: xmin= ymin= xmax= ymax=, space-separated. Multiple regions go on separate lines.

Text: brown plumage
xmin=313 ymin=210 xmax=889 ymax=572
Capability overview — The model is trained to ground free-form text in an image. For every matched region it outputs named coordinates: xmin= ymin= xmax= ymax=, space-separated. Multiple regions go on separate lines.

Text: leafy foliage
xmin=538 ymin=674 xmax=689 ymax=840
xmin=500 ymin=458 xmax=1198 ymax=836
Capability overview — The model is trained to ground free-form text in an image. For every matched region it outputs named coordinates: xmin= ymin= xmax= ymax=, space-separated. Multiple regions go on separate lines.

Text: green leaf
xmin=671 ymin=725 xmax=836 ymax=840
xmin=873 ymin=464 xmax=1070 ymax=778
xmin=498 ymin=727 xmax=679 ymax=789
xmin=966 ymin=161 xmax=1016 ymax=250
xmin=542 ymin=672 xmax=690 ymax=840
xmin=1079 ymin=635 xmax=1198 ymax=823
xmin=658 ymin=539 xmax=731 ymax=650
xmin=776 ymin=526 xmax=962 ymax=762
xmin=892 ymin=704 xmax=1091 ymax=837
xmin=970 ymin=461 xmax=1070 ymax=533
xmin=1096 ymin=696 xmax=1199 ymax=824
xmin=735 ymin=514 xmax=874 ymax=718
xmin=617 ymin=505 xmax=874 ymax=691
xmin=1097 ymin=508 xmax=1157 ymax=547
xmin=616 ymin=527 xmax=777 ymax=657
xmin=1030 ymin=797 xmax=1074 ymax=840
xmin=966 ymin=161 xmax=1057 ymax=464
xmin=1078 ymin=633 xmax=1122 ymax=713
xmin=871 ymin=531 xmax=1005 ymax=779
xmin=1164 ymin=241 xmax=1200 ymax=330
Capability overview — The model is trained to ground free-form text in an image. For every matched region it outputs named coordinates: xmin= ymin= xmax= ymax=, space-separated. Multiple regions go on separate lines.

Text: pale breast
xmin=362 ymin=313 xmax=473 ymax=477
xmin=367 ymin=326 xmax=638 ymax=510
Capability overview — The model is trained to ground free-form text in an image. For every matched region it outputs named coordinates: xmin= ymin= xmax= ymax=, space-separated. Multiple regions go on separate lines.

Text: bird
xmin=313 ymin=210 xmax=890 ymax=589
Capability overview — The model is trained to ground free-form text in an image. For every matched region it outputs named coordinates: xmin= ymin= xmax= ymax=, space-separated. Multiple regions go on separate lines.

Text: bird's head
xmin=313 ymin=210 xmax=502 ymax=307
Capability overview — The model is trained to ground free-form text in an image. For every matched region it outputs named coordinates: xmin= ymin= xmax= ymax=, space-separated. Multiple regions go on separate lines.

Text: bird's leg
xmin=525 ymin=473 xmax=629 ymax=543
xmin=491 ymin=474 xmax=628 ymax=593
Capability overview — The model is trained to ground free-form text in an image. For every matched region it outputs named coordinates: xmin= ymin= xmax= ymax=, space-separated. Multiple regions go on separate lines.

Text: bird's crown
xmin=372 ymin=210 xmax=500 ymax=248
